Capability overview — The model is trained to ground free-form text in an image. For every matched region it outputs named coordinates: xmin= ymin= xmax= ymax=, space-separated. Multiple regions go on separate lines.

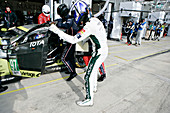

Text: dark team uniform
xmin=56 ymin=18 xmax=78 ymax=75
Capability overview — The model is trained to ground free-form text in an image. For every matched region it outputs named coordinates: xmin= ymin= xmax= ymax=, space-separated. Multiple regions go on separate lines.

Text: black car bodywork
xmin=0 ymin=22 xmax=86 ymax=83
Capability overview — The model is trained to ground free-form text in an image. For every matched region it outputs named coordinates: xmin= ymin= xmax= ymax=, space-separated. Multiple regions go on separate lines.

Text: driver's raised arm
xmin=49 ymin=22 xmax=91 ymax=44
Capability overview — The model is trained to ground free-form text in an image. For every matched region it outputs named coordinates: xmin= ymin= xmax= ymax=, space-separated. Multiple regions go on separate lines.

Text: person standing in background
xmin=25 ymin=11 xmax=34 ymax=25
xmin=126 ymin=21 xmax=134 ymax=46
xmin=141 ymin=19 xmax=147 ymax=39
xmin=161 ymin=22 xmax=166 ymax=38
xmin=135 ymin=19 xmax=146 ymax=46
xmin=155 ymin=24 xmax=162 ymax=41
xmin=151 ymin=23 xmax=156 ymax=40
xmin=38 ymin=5 xmax=50 ymax=24
xmin=107 ymin=16 xmax=113 ymax=39
xmin=3 ymin=6 xmax=17 ymax=29
xmin=146 ymin=22 xmax=152 ymax=40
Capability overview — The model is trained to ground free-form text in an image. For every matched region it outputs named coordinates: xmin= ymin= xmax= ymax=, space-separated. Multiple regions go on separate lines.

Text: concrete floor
xmin=0 ymin=36 xmax=170 ymax=113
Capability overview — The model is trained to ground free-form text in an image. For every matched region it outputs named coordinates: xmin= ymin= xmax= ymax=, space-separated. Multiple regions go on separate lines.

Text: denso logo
xmin=30 ymin=40 xmax=44 ymax=47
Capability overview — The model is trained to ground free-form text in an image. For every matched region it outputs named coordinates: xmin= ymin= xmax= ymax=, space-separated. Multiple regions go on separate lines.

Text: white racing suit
xmin=50 ymin=18 xmax=108 ymax=101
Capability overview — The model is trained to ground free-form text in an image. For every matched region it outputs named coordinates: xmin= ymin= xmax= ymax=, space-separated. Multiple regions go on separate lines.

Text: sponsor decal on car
xmin=20 ymin=70 xmax=41 ymax=78
xmin=9 ymin=59 xmax=21 ymax=76
xmin=30 ymin=40 xmax=44 ymax=47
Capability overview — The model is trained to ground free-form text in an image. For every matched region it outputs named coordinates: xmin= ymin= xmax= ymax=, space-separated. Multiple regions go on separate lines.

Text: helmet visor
xmin=44 ymin=11 xmax=50 ymax=14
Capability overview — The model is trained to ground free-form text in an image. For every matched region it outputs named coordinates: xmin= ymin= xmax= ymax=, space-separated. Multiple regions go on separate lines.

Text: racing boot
xmin=0 ymin=86 xmax=8 ymax=93
xmin=97 ymin=74 xmax=106 ymax=82
xmin=66 ymin=72 xmax=77 ymax=81
xmin=76 ymin=99 xmax=93 ymax=106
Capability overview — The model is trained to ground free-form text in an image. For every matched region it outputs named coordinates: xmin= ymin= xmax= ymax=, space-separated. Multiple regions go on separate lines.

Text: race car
xmin=0 ymin=22 xmax=87 ymax=83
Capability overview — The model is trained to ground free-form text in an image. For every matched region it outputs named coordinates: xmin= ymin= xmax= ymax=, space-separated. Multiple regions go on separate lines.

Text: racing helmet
xmin=42 ymin=5 xmax=50 ymax=16
xmin=70 ymin=0 xmax=90 ymax=27
xmin=57 ymin=4 xmax=69 ymax=18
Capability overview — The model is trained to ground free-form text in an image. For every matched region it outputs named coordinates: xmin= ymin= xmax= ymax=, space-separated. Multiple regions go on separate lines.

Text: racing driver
xmin=49 ymin=1 xmax=108 ymax=106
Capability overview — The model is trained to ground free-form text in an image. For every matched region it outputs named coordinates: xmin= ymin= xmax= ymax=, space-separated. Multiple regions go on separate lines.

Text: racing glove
xmin=49 ymin=24 xmax=78 ymax=44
